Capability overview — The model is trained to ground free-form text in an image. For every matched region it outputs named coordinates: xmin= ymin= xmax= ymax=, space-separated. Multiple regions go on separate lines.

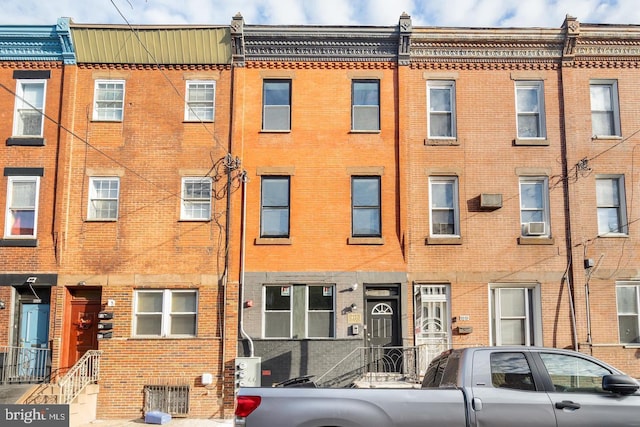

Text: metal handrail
xmin=57 ymin=350 xmax=102 ymax=404
xmin=0 ymin=345 xmax=51 ymax=385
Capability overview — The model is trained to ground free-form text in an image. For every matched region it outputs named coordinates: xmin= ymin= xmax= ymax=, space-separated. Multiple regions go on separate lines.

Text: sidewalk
xmin=80 ymin=418 xmax=233 ymax=426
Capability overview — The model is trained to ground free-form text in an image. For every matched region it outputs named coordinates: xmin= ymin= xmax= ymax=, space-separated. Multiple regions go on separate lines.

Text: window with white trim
xmin=616 ymin=283 xmax=639 ymax=344
xmin=590 ymin=81 xmax=620 ymax=137
xmin=4 ymin=176 xmax=40 ymax=238
xmin=180 ymin=177 xmax=212 ymax=221
xmin=490 ymin=285 xmax=541 ymax=346
xmin=13 ymin=80 xmax=46 ymax=137
xmin=427 ymin=80 xmax=455 ymax=138
xmin=185 ymin=80 xmax=215 ymax=121
xmin=352 ymin=80 xmax=380 ymax=131
xmin=429 ymin=176 xmax=459 ymax=236
xmin=596 ymin=175 xmax=627 ymax=235
xmin=88 ymin=177 xmax=120 ymax=220
xmin=263 ymin=285 xmax=335 ymax=339
xmin=515 ymin=81 xmax=546 ymax=139
xmin=519 ymin=177 xmax=550 ymax=237
xmin=263 ymin=79 xmax=291 ymax=131
xmin=260 ymin=176 xmax=290 ymax=238
xmin=93 ymin=80 xmax=125 ymax=121
xmin=134 ymin=290 xmax=198 ymax=337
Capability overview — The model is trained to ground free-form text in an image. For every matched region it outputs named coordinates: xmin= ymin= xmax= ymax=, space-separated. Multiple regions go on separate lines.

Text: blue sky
xmin=2 ymin=0 xmax=637 ymax=28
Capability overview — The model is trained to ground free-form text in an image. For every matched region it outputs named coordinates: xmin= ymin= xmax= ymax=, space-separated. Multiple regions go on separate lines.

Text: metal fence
xmin=0 ymin=345 xmax=51 ymax=385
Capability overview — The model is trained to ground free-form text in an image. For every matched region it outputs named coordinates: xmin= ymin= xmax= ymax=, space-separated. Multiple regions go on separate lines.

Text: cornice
xmin=245 ymin=61 xmax=397 ymax=70
xmin=77 ymin=63 xmax=231 ymax=71
xmin=0 ymin=18 xmax=75 ymax=64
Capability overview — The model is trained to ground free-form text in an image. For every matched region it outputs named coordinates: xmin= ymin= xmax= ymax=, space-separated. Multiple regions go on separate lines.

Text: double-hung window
xmin=352 ymin=80 xmax=380 ymax=131
xmin=13 ymin=80 xmax=46 ymax=137
xmin=596 ymin=175 xmax=627 ymax=235
xmin=490 ymin=285 xmax=541 ymax=346
xmin=590 ymin=81 xmax=621 ymax=137
xmin=263 ymin=285 xmax=335 ymax=339
xmin=429 ymin=176 xmax=459 ymax=236
xmin=180 ymin=177 xmax=212 ymax=221
xmin=134 ymin=290 xmax=198 ymax=337
xmin=519 ymin=177 xmax=550 ymax=237
xmin=260 ymin=176 xmax=290 ymax=238
xmin=427 ymin=80 xmax=456 ymax=138
xmin=185 ymin=80 xmax=215 ymax=121
xmin=93 ymin=80 xmax=125 ymax=121
xmin=515 ymin=81 xmax=545 ymax=139
xmin=88 ymin=177 xmax=120 ymax=220
xmin=263 ymin=79 xmax=291 ymax=131
xmin=351 ymin=176 xmax=381 ymax=237
xmin=616 ymin=283 xmax=640 ymax=344
xmin=4 ymin=175 xmax=40 ymax=239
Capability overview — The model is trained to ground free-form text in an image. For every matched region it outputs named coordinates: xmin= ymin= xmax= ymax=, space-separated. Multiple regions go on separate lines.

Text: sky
xmin=1 ymin=0 xmax=638 ymax=28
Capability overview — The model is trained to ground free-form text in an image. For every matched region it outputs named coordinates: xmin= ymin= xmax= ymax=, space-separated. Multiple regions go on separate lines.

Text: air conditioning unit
xmin=524 ymin=222 xmax=546 ymax=236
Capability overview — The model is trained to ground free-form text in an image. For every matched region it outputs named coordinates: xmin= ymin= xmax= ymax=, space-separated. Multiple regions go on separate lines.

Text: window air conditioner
xmin=524 ymin=222 xmax=546 ymax=236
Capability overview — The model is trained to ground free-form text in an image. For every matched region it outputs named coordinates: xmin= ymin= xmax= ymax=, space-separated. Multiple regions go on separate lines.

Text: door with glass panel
xmin=414 ymin=285 xmax=450 ymax=374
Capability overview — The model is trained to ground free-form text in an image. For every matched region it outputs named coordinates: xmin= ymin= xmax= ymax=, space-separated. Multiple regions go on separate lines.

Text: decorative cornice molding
xmin=0 ymin=17 xmax=75 ymax=64
xmin=245 ymin=61 xmax=397 ymax=70
xmin=77 ymin=63 xmax=231 ymax=71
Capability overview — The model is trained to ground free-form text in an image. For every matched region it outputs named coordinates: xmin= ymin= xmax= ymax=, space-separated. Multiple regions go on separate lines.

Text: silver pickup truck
xmin=234 ymin=346 xmax=639 ymax=427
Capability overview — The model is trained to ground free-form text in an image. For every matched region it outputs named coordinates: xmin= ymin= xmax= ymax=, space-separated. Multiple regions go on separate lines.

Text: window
xmin=515 ymin=81 xmax=545 ymax=138
xmin=180 ymin=177 xmax=212 ymax=221
xmin=352 ymin=176 xmax=381 ymax=237
xmin=490 ymin=352 xmax=535 ymax=391
xmin=429 ymin=177 xmax=459 ymax=236
xmin=93 ymin=80 xmax=125 ymax=121
xmin=519 ymin=177 xmax=550 ymax=237
xmin=428 ymin=80 xmax=455 ymax=138
xmin=185 ymin=80 xmax=215 ymax=121
xmin=4 ymin=176 xmax=40 ymax=238
xmin=263 ymin=285 xmax=335 ymax=339
xmin=590 ymin=81 xmax=620 ymax=137
xmin=260 ymin=176 xmax=290 ymax=238
xmin=13 ymin=80 xmax=46 ymax=137
xmin=352 ymin=80 xmax=380 ymax=131
xmin=490 ymin=286 xmax=540 ymax=346
xmin=616 ymin=283 xmax=640 ymax=344
xmin=263 ymin=79 xmax=291 ymax=131
xmin=88 ymin=177 xmax=119 ymax=220
xmin=134 ymin=290 xmax=198 ymax=337
xmin=596 ymin=175 xmax=627 ymax=235
xmin=539 ymin=352 xmax=611 ymax=393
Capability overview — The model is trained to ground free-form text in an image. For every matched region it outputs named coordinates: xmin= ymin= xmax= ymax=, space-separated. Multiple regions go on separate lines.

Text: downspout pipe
xmin=238 ymin=171 xmax=254 ymax=357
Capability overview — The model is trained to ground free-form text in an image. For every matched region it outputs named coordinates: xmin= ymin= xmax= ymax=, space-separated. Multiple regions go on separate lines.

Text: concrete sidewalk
xmin=80 ymin=418 xmax=233 ymax=426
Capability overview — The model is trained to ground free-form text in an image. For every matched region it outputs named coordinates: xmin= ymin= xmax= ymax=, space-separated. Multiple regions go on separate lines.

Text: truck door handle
xmin=555 ymin=401 xmax=581 ymax=410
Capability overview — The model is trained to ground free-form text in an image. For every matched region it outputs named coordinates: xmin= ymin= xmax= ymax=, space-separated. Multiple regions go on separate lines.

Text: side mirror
xmin=602 ymin=374 xmax=639 ymax=395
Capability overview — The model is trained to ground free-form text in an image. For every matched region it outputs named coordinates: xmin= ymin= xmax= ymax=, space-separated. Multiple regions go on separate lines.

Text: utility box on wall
xmin=235 ymin=357 xmax=261 ymax=392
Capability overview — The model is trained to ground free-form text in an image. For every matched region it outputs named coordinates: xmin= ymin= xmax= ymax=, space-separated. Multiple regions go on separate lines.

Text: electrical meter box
xmin=235 ymin=357 xmax=261 ymax=391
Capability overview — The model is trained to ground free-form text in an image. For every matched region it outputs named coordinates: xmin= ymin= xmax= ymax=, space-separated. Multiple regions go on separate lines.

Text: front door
xmin=414 ymin=285 xmax=450 ymax=374
xmin=65 ymin=289 xmax=101 ymax=371
xmin=366 ymin=295 xmax=401 ymax=373
xmin=18 ymin=303 xmax=50 ymax=379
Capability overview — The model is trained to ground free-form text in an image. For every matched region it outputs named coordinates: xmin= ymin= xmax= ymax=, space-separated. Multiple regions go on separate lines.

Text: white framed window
xmin=185 ymin=80 xmax=215 ymax=122
xmin=352 ymin=176 xmax=381 ymax=237
xmin=519 ymin=177 xmax=550 ymax=237
xmin=13 ymin=79 xmax=46 ymax=137
xmin=590 ymin=80 xmax=621 ymax=137
xmin=616 ymin=282 xmax=640 ymax=344
xmin=263 ymin=285 xmax=335 ymax=339
xmin=490 ymin=285 xmax=542 ymax=346
xmin=515 ymin=81 xmax=546 ymax=139
xmin=260 ymin=176 xmax=290 ymax=238
xmin=134 ymin=289 xmax=198 ymax=337
xmin=263 ymin=79 xmax=291 ymax=131
xmin=596 ymin=175 xmax=627 ymax=235
xmin=88 ymin=177 xmax=120 ymax=220
xmin=93 ymin=80 xmax=125 ymax=121
xmin=427 ymin=80 xmax=456 ymax=138
xmin=429 ymin=176 xmax=459 ymax=237
xmin=180 ymin=177 xmax=212 ymax=221
xmin=4 ymin=176 xmax=40 ymax=238
xmin=352 ymin=80 xmax=380 ymax=131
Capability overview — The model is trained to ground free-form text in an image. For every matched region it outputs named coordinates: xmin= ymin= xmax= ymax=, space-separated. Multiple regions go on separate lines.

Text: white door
xmin=414 ymin=285 xmax=450 ymax=375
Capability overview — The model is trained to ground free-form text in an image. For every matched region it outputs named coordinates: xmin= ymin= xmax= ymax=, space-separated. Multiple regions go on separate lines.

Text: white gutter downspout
xmin=239 ymin=171 xmax=254 ymax=357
